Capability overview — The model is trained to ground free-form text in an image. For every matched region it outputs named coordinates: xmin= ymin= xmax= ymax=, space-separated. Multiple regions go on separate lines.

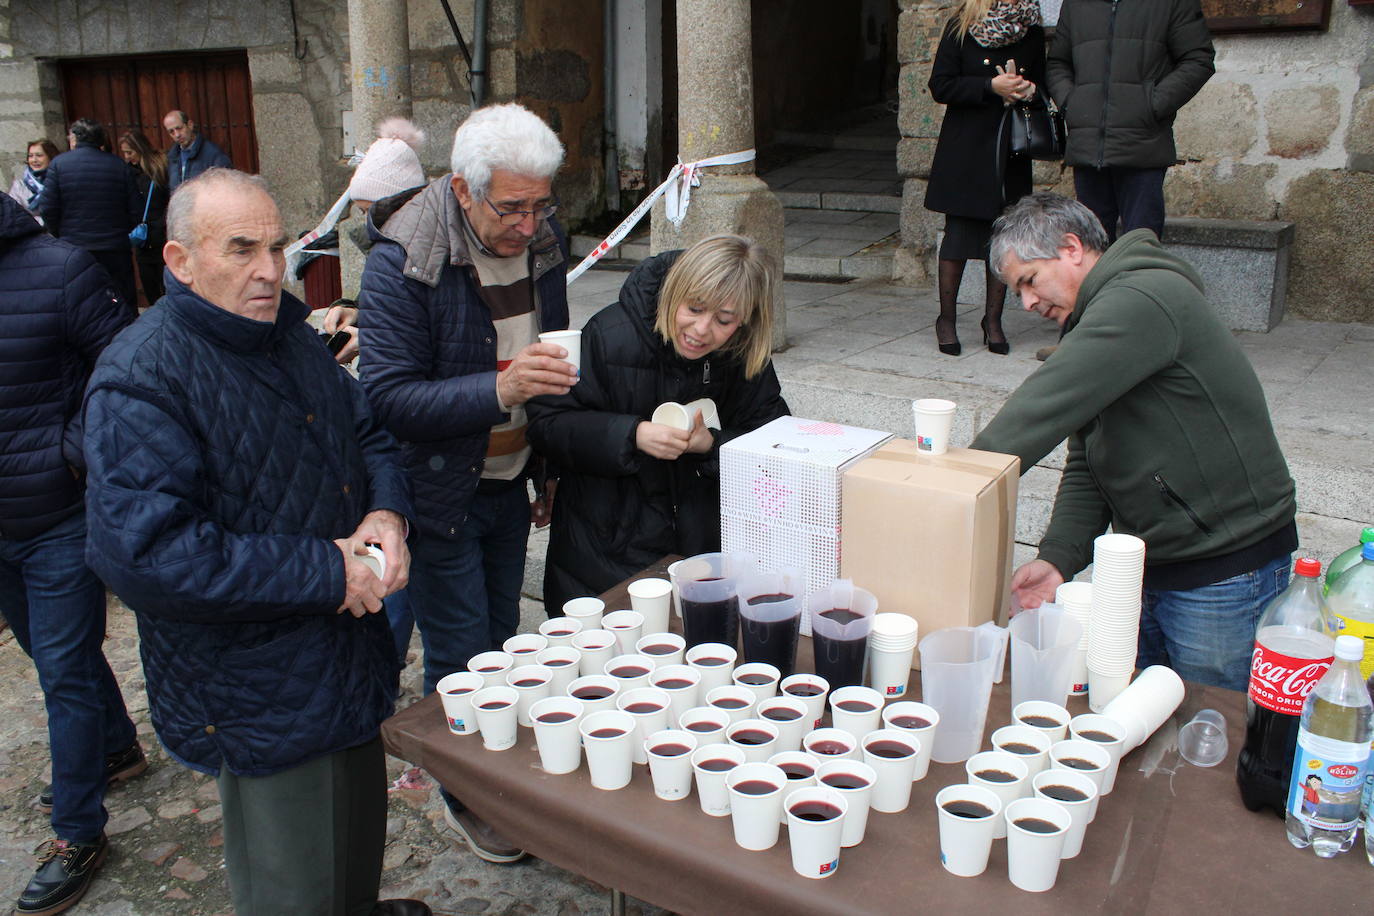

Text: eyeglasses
xmin=483 ymin=195 xmax=559 ymax=227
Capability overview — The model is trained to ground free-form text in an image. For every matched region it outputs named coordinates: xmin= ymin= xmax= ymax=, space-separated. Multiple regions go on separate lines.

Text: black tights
xmin=936 ymin=259 xmax=1007 ymax=344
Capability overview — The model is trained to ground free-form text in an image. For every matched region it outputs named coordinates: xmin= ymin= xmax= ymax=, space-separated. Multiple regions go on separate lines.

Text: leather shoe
xmin=442 ymin=804 xmax=526 ymax=863
xmin=371 ymin=900 xmax=432 ymax=916
xmin=38 ymin=742 xmax=149 ymax=813
xmin=1035 ymin=344 xmax=1058 ymax=362
xmin=15 ymin=833 xmax=107 ymax=915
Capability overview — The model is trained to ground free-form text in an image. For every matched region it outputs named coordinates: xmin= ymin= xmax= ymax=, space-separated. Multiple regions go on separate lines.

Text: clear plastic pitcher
xmin=671 ymin=552 xmax=755 ymax=649
xmin=918 ymin=622 xmax=1009 ymax=763
xmin=1009 ymin=604 xmax=1083 ymax=708
xmin=808 ymin=579 xmax=878 ymax=690
xmin=737 ymin=567 xmax=805 ymax=678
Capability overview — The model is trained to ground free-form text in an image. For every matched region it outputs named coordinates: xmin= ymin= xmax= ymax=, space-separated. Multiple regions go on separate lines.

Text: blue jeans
xmin=1073 ymin=166 xmax=1167 ymax=242
xmin=0 ymin=511 xmax=138 ymax=843
xmin=1139 ymin=553 xmax=1291 ymax=691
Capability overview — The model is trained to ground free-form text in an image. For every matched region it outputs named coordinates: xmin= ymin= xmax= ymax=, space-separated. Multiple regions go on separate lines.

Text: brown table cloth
xmin=381 ymin=559 xmax=1366 ymax=914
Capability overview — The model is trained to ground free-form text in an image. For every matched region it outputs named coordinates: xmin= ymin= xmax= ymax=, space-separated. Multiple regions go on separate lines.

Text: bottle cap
xmin=1363 ymin=543 xmax=1374 ymax=562
xmin=1334 ymin=634 xmax=1365 ymax=662
xmin=1361 ymin=527 xmax=1374 ymax=544
xmin=1293 ymin=558 xmax=1321 ymax=578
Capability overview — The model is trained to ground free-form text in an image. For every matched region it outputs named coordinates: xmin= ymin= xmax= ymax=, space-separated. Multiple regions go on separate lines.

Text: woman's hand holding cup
xmin=636 ymin=421 xmax=691 ymax=460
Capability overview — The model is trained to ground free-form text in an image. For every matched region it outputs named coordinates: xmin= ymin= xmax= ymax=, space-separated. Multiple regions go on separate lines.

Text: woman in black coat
xmin=118 ymin=130 xmax=170 ymax=304
xmin=923 ymin=0 xmax=1046 ymax=355
xmin=526 ymin=235 xmax=789 ymax=616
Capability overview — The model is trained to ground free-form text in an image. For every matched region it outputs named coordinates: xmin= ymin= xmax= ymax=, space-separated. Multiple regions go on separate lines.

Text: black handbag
xmin=1003 ymin=98 xmax=1065 ymax=161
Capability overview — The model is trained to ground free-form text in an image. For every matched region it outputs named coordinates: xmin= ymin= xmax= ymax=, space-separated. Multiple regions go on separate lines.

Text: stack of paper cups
xmin=1054 ymin=582 xmax=1093 ymax=696
xmin=1100 ymin=665 xmax=1186 ymax=753
xmin=1086 ymin=534 xmax=1145 ymax=712
xmin=868 ymin=613 xmax=918 ymax=699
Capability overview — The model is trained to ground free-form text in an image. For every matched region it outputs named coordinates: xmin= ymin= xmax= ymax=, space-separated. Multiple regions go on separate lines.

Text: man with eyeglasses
xmin=358 ymin=103 xmax=575 ymax=864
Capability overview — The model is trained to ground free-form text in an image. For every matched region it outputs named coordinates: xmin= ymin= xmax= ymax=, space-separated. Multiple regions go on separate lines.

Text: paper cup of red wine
xmin=1031 ymin=768 xmax=1097 ymax=858
xmin=604 ymin=653 xmax=656 ymax=692
xmin=616 ymin=686 xmax=671 ymax=765
xmin=502 ymin=632 xmax=548 ymax=660
xmin=727 ymin=718 xmax=779 ymax=763
xmin=535 ymin=646 xmax=582 ymax=696
xmin=1068 ymin=713 xmax=1128 ymax=794
xmin=471 ymin=685 xmax=519 ymax=751
xmin=828 ymin=685 xmax=884 ymax=742
xmin=645 ymin=728 xmax=698 ymax=800
xmin=467 ymin=651 xmax=514 ymax=688
xmin=637 ymin=631 xmax=686 ymax=668
xmin=436 ymin=671 xmax=484 ymax=735
xmin=862 ymin=729 xmax=921 ymax=813
xmin=881 ymin=700 xmax=940 ymax=781
xmin=726 ymin=762 xmax=788 ymax=850
xmin=965 ymin=750 xmax=1031 ymax=839
xmin=1047 ymin=739 xmax=1110 ymax=821
xmin=529 ymin=696 xmax=585 ymax=775
xmin=757 ymin=696 xmax=810 ymax=754
xmin=566 ymin=675 xmax=621 ymax=716
xmin=649 ymin=664 xmax=701 ymax=728
xmin=692 ymin=744 xmax=745 ymax=816
xmin=679 ymin=706 xmax=731 ymax=747
xmin=803 ymin=727 xmax=859 ymax=762
xmin=601 ymin=610 xmax=645 ymax=656
xmin=1012 ymin=700 xmax=1071 ymax=744
xmin=572 ymin=629 xmax=619 ymax=678
xmin=562 ymin=596 xmax=605 ymax=630
xmin=784 ymin=786 xmax=848 ymax=879
xmin=1003 ymin=797 xmax=1073 ymax=892
xmin=780 ymin=673 xmax=830 ymax=730
xmin=627 ymin=576 xmax=674 ymax=636
xmin=816 ymin=759 xmax=877 ymax=847
xmin=731 ymin=662 xmax=781 ymax=706
xmin=769 ymin=750 xmax=820 ymax=824
xmin=538 ymin=615 xmax=584 ymax=648
xmin=504 ymin=663 xmax=553 ymax=727
xmin=935 ymin=784 xmax=1004 ymax=878
xmin=686 ymin=642 xmax=738 ymax=694
xmin=706 ymin=684 xmax=756 ymax=725
xmin=579 ymin=710 xmax=637 ymax=790
xmin=990 ymin=724 xmax=1052 ymax=780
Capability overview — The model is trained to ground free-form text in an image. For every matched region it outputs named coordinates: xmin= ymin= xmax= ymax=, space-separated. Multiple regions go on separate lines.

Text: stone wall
xmin=897 ymin=0 xmax=1374 ymax=322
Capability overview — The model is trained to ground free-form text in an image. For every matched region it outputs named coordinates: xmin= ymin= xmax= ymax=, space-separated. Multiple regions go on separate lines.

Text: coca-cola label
xmin=1247 ymin=644 xmax=1333 ymax=715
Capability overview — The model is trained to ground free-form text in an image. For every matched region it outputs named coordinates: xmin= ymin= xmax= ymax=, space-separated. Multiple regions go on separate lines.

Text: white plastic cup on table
xmin=686 ymin=642 xmax=739 ymax=694
xmin=731 ymin=662 xmax=781 ymax=705
xmin=757 ymin=695 xmax=810 ymax=754
xmin=934 ymin=784 xmax=1004 ymax=878
xmin=1087 ymin=668 xmax=1133 ymax=713
xmin=467 ymin=650 xmax=514 ymax=688
xmin=502 ymin=632 xmax=547 ymax=659
xmin=1048 ymin=739 xmax=1111 ymax=821
xmin=436 ymin=671 xmax=484 ymax=735
xmin=579 ymin=709 xmax=636 ymax=790
xmin=566 ymin=674 xmax=620 ymax=716
xmin=867 ymin=613 xmax=918 ymax=699
xmin=706 ymin=684 xmax=756 ymax=724
xmin=816 ymin=759 xmax=877 ymax=847
xmin=603 ymin=653 xmax=655 ymax=692
xmin=912 ymin=398 xmax=956 ymax=456
xmin=616 ymin=686 xmax=671 ymax=765
xmin=966 ymin=750 xmax=1031 ymax=839
xmin=1003 ymin=797 xmax=1073 ymax=892
xmin=636 ymin=631 xmax=685 ymax=668
xmin=828 ymin=685 xmax=884 ymax=741
xmin=600 ymin=610 xmax=645 ymax=656
xmin=991 ymin=724 xmax=1052 ymax=780
xmin=726 ymin=762 xmax=788 ymax=851
xmin=1031 ymin=768 xmax=1097 ymax=858
xmin=529 ymin=696 xmax=584 ymax=775
xmin=649 ymin=663 xmax=701 ymax=728
xmin=644 ymin=728 xmax=698 ymax=800
xmin=538 ymin=328 xmax=581 ymax=373
xmin=538 ymin=616 xmax=583 ymax=649
xmin=572 ymin=629 xmax=618 ymax=678
xmin=1012 ymin=700 xmax=1071 ymax=743
xmin=780 ymin=673 xmax=830 ymax=730
xmin=471 ymin=685 xmax=519 ymax=751
xmin=881 ymin=700 xmax=940 ymax=781
xmin=679 ymin=706 xmax=731 ymax=748
xmin=803 ymin=727 xmax=859 ymax=762
xmin=1101 ymin=665 xmax=1185 ymax=752
xmin=563 ymin=596 xmax=605 ymax=631
xmin=861 ymin=729 xmax=920 ymax=813
xmin=784 ymin=786 xmax=848 ymax=879
xmin=627 ymin=577 xmax=674 ymax=636
xmin=535 ymin=646 xmax=581 ymax=695
xmin=691 ymin=743 xmax=745 ymax=816
xmin=505 ymin=664 xmax=553 ymax=727
xmin=727 ymin=718 xmax=779 ymax=763
xmin=1068 ymin=713 xmax=1128 ymax=793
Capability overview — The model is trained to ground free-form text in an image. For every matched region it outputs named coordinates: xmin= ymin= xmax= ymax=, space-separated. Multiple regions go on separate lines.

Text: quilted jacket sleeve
xmin=1045 ymin=3 xmax=1076 ymax=108
xmin=83 ymin=385 xmax=347 ymax=623
xmin=61 ymin=247 xmax=135 ymax=470
xmin=346 ymin=369 xmax=415 ymax=524
xmin=358 ymin=241 xmax=508 ymax=441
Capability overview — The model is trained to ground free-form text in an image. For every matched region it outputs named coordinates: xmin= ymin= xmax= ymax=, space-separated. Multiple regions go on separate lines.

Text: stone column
xmin=651 ymin=0 xmax=786 ymax=349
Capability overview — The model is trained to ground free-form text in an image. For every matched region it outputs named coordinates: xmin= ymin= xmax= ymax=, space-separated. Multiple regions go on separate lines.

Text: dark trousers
xmin=135 ymin=252 xmax=165 ymax=305
xmin=217 ymin=737 xmax=387 ymax=916
xmin=1073 ymin=166 xmax=1167 ymax=242
xmin=88 ymin=248 xmax=138 ymax=313
xmin=0 ymin=511 xmax=138 ymax=843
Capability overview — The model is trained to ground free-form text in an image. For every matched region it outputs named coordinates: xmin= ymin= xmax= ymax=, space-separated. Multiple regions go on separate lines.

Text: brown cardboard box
xmin=840 ymin=440 xmax=1019 ymax=662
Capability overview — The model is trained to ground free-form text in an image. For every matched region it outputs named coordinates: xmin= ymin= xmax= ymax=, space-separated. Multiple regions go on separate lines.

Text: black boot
xmin=15 ymin=834 xmax=107 ymax=915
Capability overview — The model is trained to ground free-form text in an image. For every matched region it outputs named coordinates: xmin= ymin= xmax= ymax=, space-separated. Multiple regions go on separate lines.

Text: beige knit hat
xmin=348 ymin=117 xmax=426 ymax=203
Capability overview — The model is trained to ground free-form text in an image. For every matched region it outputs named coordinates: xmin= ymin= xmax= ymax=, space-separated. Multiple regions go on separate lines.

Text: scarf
xmin=21 ymin=166 xmax=45 ymax=206
xmin=970 ymin=0 xmax=1041 ymax=49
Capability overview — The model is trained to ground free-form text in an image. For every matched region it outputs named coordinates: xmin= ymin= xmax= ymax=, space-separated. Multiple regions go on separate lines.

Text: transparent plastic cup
xmin=918 ymin=622 xmax=1008 ymax=763
xmin=1178 ymin=708 xmax=1229 ymax=767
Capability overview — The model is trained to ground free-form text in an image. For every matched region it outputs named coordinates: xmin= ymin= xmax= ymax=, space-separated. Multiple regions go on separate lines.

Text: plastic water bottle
xmin=1285 ymin=635 xmax=1373 ymax=856
xmin=1365 ymin=666 xmax=1374 ymax=866
xmin=1325 ymin=526 xmax=1374 ymax=595
xmin=1327 ymin=544 xmax=1374 ymax=680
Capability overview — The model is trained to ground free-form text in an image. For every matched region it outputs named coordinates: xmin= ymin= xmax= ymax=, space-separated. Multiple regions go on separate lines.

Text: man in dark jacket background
xmin=1047 ymin=0 xmax=1214 ymax=241
xmin=0 ymin=193 xmax=144 ymax=916
xmin=38 ymin=117 xmax=141 ymax=308
xmin=83 ymin=169 xmax=427 ymax=916
xmin=162 ymin=109 xmax=232 ymax=191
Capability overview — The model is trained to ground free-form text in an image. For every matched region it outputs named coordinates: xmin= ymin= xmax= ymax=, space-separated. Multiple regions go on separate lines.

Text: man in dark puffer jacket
xmin=83 ymin=170 xmax=427 ymax=916
xmin=0 ymin=193 xmax=144 ymax=916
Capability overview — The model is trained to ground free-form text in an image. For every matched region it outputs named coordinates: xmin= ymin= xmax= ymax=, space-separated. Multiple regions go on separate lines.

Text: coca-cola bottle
xmin=1237 ymin=557 xmax=1337 ymax=815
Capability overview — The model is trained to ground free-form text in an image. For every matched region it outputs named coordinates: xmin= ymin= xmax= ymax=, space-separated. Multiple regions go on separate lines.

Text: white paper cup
xmin=1032 ymin=769 xmax=1097 ymax=858
xmin=727 ymin=718 xmax=779 ymax=763
xmin=1004 ymin=797 xmax=1072 ymax=892
xmin=667 ymin=560 xmax=686 ymax=618
xmin=862 ymin=729 xmax=920 ymax=813
xmin=616 ymin=686 xmax=671 ymax=765
xmin=868 ymin=613 xmax=918 ymax=699
xmin=538 ymin=616 xmax=583 ymax=648
xmin=683 ymin=397 xmax=721 ymax=430
xmin=757 ymin=696 xmax=810 ymax=754
xmin=563 ymin=596 xmax=605 ymax=630
xmin=912 ymin=398 xmax=956 ymax=456
xmin=803 ymin=727 xmax=859 ymax=762
xmin=784 ymin=786 xmax=848 ymax=879
xmin=680 ymin=706 xmax=731 ymax=748
xmin=645 ymin=728 xmax=698 ymax=800
xmin=768 ymin=750 xmax=820 ymax=793
xmin=627 ymin=577 xmax=673 ymax=635
xmin=1088 ymin=668 xmax=1132 ymax=712
xmin=731 ymin=662 xmax=781 ymax=705
xmin=601 ymin=610 xmax=645 ymax=656
xmin=566 ymin=674 xmax=620 ymax=716
xmin=990 ymin=725 xmax=1052 ymax=780
xmin=604 ymin=653 xmax=656 ymax=692
xmin=1069 ymin=713 xmax=1128 ymax=794
xmin=651 ymin=401 xmax=692 ymax=430
xmin=687 ymin=643 xmax=739 ymax=694
xmin=828 ymin=686 xmax=884 ymax=742
xmin=436 ymin=671 xmax=484 ymax=735
xmin=1101 ymin=665 xmax=1185 ymax=750
xmin=816 ymin=759 xmax=877 ymax=847
xmin=505 ymin=664 xmax=553 ymax=727
xmin=691 ymin=744 xmax=745 ymax=816
xmin=649 ymin=663 xmax=701 ymax=728
xmin=781 ymin=673 xmax=830 ymax=730
xmin=636 ymin=631 xmax=686 ymax=668
xmin=881 ymin=701 xmax=940 ymax=781
xmin=935 ymin=784 xmax=1003 ymax=878
xmin=1048 ymin=739 xmax=1111 ymax=821
xmin=706 ymin=684 xmax=757 ymax=724
xmin=529 ymin=696 xmax=584 ymax=775
xmin=535 ymin=646 xmax=581 ymax=696
xmin=538 ymin=328 xmax=582 ymax=373
xmin=471 ymin=685 xmax=519 ymax=751
xmin=579 ymin=710 xmax=636 ymax=790
xmin=1012 ymin=700 xmax=1071 ymax=743
xmin=966 ymin=750 xmax=1031 ymax=839
xmin=467 ymin=650 xmax=514 ymax=688
xmin=726 ymin=762 xmax=787 ymax=850
xmin=360 ymin=544 xmax=387 ymax=580
xmin=572 ymin=629 xmax=618 ymax=678
xmin=502 ymin=632 xmax=548 ymax=659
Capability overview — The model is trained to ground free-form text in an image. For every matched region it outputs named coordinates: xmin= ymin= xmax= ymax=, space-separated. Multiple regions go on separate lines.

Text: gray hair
xmin=449 ymin=103 xmax=564 ymax=200
xmin=167 ymin=168 xmax=274 ymax=246
xmin=989 ymin=192 xmax=1109 ymax=280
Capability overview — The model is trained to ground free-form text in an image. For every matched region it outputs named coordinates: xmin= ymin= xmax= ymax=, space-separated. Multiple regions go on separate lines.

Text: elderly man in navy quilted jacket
xmin=358 ymin=104 xmax=576 ymax=865
xmin=0 ymin=192 xmax=145 ymax=916
xmin=83 ymin=170 xmax=428 ymax=916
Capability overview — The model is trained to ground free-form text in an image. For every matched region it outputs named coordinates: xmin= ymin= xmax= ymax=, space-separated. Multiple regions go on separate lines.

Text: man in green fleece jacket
xmin=971 ymin=193 xmax=1297 ymax=691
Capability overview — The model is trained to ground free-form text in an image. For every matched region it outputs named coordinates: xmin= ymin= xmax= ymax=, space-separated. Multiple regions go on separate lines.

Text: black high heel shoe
xmin=981 ymin=318 xmax=1010 ymax=355
xmin=936 ymin=318 xmax=961 ymax=356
